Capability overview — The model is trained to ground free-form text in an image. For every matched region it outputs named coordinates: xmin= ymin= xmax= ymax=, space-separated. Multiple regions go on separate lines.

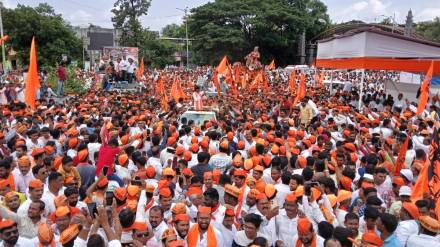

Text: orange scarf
xmin=39 ymin=240 xmax=56 ymax=247
xmin=186 ymin=224 xmax=217 ymax=247
xmin=144 ymin=198 xmax=154 ymax=212
xmin=295 ymin=233 xmax=317 ymax=247
xmin=234 ymin=185 xmax=247 ymax=228
xmin=320 ymin=205 xmax=334 ymax=224
xmin=210 ymin=203 xmax=220 ymax=220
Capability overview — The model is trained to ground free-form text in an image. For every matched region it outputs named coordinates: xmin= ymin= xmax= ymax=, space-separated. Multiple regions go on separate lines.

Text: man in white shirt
xmin=393 ymin=93 xmax=406 ymax=111
xmin=203 ymin=188 xmax=225 ymax=228
xmin=0 ymin=220 xmax=34 ymax=246
xmin=146 ymin=147 xmax=162 ymax=179
xmin=406 ymin=215 xmax=440 ymax=247
xmin=395 ymin=202 xmax=420 ymax=246
xmin=217 ymin=208 xmax=237 ymax=247
xmin=187 ymin=206 xmax=224 ymax=247
xmin=41 ymin=172 xmax=64 ymax=214
xmin=17 ymin=179 xmax=48 ymax=217
xmin=275 ymin=193 xmax=299 ymax=247
xmin=292 ymin=217 xmax=325 ymax=247
xmin=149 ymin=206 xmax=168 ymax=242
xmin=127 ymin=58 xmax=137 ymax=84
xmin=119 ymin=56 xmax=128 ymax=81
xmin=87 ymin=134 xmax=101 ymax=164
xmin=274 ymin=173 xmax=291 ymax=206
xmin=12 ymin=156 xmax=35 ymax=193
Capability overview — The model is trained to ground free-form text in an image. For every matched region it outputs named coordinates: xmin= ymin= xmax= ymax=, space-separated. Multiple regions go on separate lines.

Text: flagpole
xmin=0 ymin=5 xmax=6 ymax=71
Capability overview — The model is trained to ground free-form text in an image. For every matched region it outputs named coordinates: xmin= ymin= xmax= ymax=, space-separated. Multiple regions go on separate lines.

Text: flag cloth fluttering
xmin=0 ymin=35 xmax=9 ymax=45
xmin=267 ymin=60 xmax=275 ymax=70
xmin=170 ymin=77 xmax=186 ymax=102
xmin=217 ymin=56 xmax=228 ymax=75
xmin=412 ymin=123 xmax=440 ymax=201
xmin=417 ymin=61 xmax=434 ymax=115
xmin=289 ymin=70 xmax=296 ymax=96
xmin=24 ymin=36 xmax=40 ymax=110
xmin=294 ymin=73 xmax=306 ymax=103
xmin=249 ymin=71 xmax=263 ymax=91
xmin=393 ymin=136 xmax=409 ymax=176
xmin=136 ymin=57 xmax=144 ymax=78
xmin=213 ymin=70 xmax=221 ymax=96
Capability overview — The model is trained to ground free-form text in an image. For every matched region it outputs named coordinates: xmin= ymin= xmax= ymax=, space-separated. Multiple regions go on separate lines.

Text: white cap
xmin=400 ymin=169 xmax=414 ymax=182
xmin=399 ymin=186 xmax=412 ymax=196
xmin=363 ymin=173 xmax=374 ymax=181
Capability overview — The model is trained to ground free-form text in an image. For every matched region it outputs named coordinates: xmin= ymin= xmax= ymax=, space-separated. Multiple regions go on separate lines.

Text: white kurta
xmin=275 ymin=209 xmax=299 ymax=247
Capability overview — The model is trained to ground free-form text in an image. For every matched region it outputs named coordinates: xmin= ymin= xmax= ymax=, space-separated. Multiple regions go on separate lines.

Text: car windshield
xmin=180 ymin=112 xmax=216 ymax=126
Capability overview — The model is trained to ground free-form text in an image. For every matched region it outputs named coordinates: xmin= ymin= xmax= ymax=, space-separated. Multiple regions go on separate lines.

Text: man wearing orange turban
xmin=394 ymin=202 xmax=419 ymax=246
xmin=293 ymin=217 xmax=325 ymax=247
xmin=187 ymin=206 xmax=224 ymax=246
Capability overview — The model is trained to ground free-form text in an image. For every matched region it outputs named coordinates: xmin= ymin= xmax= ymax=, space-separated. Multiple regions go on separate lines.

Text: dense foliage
xmin=188 ymin=0 xmax=330 ymax=66
xmin=2 ymin=3 xmax=82 ymax=67
xmin=416 ymin=17 xmax=440 ymax=43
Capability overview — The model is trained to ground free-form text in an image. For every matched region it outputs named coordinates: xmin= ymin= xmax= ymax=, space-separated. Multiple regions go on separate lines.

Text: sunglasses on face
xmin=135 ymin=232 xmax=149 ymax=238
xmin=3 ymin=229 xmax=18 ymax=237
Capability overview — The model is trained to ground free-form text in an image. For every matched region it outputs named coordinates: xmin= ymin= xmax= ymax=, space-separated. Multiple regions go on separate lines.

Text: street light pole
xmin=0 ymin=4 xmax=6 ymax=71
xmin=177 ymin=7 xmax=189 ymax=68
xmin=185 ymin=9 xmax=189 ymax=68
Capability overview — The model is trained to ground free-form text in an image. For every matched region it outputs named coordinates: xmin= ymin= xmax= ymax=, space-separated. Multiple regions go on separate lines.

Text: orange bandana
xmin=295 ymin=233 xmax=317 ymax=247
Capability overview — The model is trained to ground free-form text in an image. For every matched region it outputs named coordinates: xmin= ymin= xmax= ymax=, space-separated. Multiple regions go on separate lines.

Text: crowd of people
xmin=0 ymin=58 xmax=439 ymax=247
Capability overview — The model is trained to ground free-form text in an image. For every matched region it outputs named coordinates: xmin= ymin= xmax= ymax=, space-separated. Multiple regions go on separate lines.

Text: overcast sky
xmin=3 ymin=0 xmax=440 ymax=31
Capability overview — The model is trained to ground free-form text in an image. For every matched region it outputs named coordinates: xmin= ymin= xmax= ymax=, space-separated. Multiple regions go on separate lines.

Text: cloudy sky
xmin=3 ymin=0 xmax=440 ymax=31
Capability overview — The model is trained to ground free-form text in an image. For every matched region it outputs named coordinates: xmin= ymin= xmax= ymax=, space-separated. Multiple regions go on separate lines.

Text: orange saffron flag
xmin=156 ymin=76 xmax=165 ymax=96
xmin=262 ymin=72 xmax=270 ymax=90
xmin=213 ymin=70 xmax=221 ymax=97
xmin=411 ymin=159 xmax=430 ymax=201
xmin=24 ymin=36 xmax=40 ymax=110
xmin=417 ymin=61 xmax=434 ymax=115
xmin=295 ymin=73 xmax=306 ymax=102
xmin=170 ymin=77 xmax=186 ymax=102
xmin=234 ymin=65 xmax=241 ymax=84
xmin=250 ymin=72 xmax=263 ymax=91
xmin=217 ymin=56 xmax=228 ymax=75
xmin=394 ymin=137 xmax=409 ymax=176
xmin=0 ymin=35 xmax=9 ymax=45
xmin=226 ymin=64 xmax=234 ymax=85
xmin=289 ymin=70 xmax=296 ymax=96
xmin=241 ymin=73 xmax=247 ymax=90
xmin=136 ymin=57 xmax=144 ymax=78
xmin=268 ymin=60 xmax=275 ymax=70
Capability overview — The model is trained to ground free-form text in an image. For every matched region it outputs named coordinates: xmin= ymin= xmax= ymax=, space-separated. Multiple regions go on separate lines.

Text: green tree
xmin=111 ymin=0 xmax=151 ymax=47
xmin=188 ymin=0 xmax=330 ymax=66
xmin=162 ymin=24 xmax=186 ymax=38
xmin=2 ymin=3 xmax=82 ymax=66
xmin=416 ymin=17 xmax=440 ymax=43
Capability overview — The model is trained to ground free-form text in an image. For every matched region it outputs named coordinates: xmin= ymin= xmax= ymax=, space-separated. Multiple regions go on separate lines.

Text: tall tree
xmin=2 ymin=3 xmax=82 ymax=66
xmin=416 ymin=17 xmax=440 ymax=43
xmin=111 ymin=0 xmax=151 ymax=47
xmin=162 ymin=24 xmax=186 ymax=38
xmin=188 ymin=0 xmax=330 ymax=66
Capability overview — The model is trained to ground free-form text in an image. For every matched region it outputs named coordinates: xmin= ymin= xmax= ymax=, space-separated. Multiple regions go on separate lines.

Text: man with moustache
xmin=186 ymin=206 xmax=223 ymax=247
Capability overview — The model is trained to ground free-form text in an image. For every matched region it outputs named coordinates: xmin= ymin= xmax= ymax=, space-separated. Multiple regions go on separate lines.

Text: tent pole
xmin=330 ymin=69 xmax=334 ymax=95
xmin=359 ymin=69 xmax=365 ymax=110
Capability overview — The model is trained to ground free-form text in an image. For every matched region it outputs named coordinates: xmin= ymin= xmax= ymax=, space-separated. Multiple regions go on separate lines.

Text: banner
xmin=103 ymin=47 xmax=139 ymax=64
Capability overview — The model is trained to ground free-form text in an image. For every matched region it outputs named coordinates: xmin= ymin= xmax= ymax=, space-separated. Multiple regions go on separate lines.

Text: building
xmin=72 ymin=24 xmax=121 ymax=66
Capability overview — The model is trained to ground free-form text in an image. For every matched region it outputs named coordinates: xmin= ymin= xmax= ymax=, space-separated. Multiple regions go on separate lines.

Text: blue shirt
xmin=383 ymin=234 xmax=403 ymax=247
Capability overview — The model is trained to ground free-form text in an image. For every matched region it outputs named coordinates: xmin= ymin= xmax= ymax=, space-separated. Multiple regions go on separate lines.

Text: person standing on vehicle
xmin=119 ymin=55 xmax=128 ymax=81
xmin=193 ymin=86 xmax=204 ymax=111
xmin=56 ymin=62 xmax=66 ymax=97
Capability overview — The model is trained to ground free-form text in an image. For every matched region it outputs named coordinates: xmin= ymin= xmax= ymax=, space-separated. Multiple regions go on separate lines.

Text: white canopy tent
xmin=315 ymin=28 xmax=440 ymax=109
